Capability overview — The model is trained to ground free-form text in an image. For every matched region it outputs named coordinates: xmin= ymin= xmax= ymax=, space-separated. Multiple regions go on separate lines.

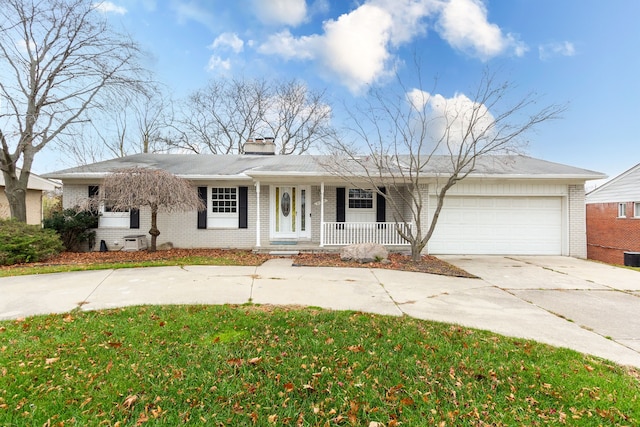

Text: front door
xmin=271 ymin=186 xmax=311 ymax=240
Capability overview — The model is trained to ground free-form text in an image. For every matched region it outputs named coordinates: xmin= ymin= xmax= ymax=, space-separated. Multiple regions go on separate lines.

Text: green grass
xmin=0 ymin=256 xmax=259 ymax=278
xmin=1 ymin=305 xmax=638 ymax=426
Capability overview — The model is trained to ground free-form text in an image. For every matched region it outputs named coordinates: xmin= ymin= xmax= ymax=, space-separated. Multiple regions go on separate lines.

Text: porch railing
xmin=321 ymin=222 xmax=412 ymax=246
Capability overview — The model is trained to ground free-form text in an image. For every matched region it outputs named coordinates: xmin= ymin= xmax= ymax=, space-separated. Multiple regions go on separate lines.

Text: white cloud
xmin=436 ymin=0 xmax=525 ymax=60
xmin=92 ymin=1 xmax=127 ymax=15
xmin=210 ymin=33 xmax=244 ymax=53
xmin=408 ymin=88 xmax=496 ymax=151
xmin=172 ymin=1 xmax=215 ymax=29
xmin=370 ymin=0 xmax=439 ymax=45
xmin=259 ymin=1 xmax=436 ymax=93
xmin=318 ymin=4 xmax=395 ymax=93
xmin=207 ymin=55 xmax=232 ymax=72
xmin=252 ymin=0 xmax=307 ymax=26
xmin=539 ymin=41 xmax=576 ymax=60
xmin=257 ymin=0 xmax=523 ymax=93
xmin=16 ymin=39 xmax=37 ymax=54
xmin=258 ymin=30 xmax=318 ymax=60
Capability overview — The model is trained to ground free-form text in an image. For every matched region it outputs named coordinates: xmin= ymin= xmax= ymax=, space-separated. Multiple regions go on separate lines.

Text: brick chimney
xmin=244 ymin=136 xmax=276 ymax=155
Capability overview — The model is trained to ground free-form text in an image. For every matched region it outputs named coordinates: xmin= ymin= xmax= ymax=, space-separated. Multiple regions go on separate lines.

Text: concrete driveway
xmin=1 ymin=256 xmax=639 ymax=368
xmin=440 ymin=256 xmax=640 ymax=360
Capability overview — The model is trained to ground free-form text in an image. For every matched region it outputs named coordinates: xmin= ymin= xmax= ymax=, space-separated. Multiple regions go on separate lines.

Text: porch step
xmin=270 ymin=240 xmax=298 ymax=245
xmin=269 ymin=250 xmax=300 ymax=256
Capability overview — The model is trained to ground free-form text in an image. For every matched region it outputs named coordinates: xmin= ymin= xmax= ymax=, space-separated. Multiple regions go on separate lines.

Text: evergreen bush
xmin=0 ymin=219 xmax=64 ymax=265
xmin=43 ymin=209 xmax=99 ymax=252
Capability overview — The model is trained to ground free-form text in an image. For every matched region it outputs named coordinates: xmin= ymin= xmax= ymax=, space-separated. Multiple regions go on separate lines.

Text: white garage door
xmin=428 ymin=196 xmax=562 ymax=255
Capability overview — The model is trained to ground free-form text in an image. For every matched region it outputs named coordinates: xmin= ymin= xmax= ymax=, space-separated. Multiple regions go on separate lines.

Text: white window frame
xmin=99 ymin=203 xmax=130 ymax=228
xmin=208 ymin=186 xmax=238 ymax=228
xmin=348 ymin=188 xmax=374 ymax=210
xmin=618 ymin=202 xmax=627 ymax=218
xmin=346 ymin=188 xmax=375 ymax=223
xmin=634 ymin=202 xmax=640 ymax=218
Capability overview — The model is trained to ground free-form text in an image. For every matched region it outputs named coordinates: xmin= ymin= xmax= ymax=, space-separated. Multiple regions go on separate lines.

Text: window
xmin=208 ymin=187 xmax=238 ymax=228
xmin=618 ymin=203 xmax=627 ymax=218
xmin=103 ymin=204 xmax=129 ymax=213
xmin=348 ymin=189 xmax=373 ymax=209
xmin=211 ymin=187 xmax=237 ymax=213
xmin=89 ymin=185 xmax=135 ymax=228
xmin=635 ymin=202 xmax=640 ymax=218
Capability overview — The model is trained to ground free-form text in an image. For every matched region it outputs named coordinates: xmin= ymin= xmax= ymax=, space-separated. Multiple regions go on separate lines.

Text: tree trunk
xmin=410 ymin=240 xmax=426 ymax=262
xmin=1 ymin=170 xmax=28 ymax=222
xmin=149 ymin=208 xmax=160 ymax=252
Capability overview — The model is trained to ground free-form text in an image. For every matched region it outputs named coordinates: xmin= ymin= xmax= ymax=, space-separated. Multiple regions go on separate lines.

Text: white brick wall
xmin=62 ymin=180 xmax=588 ymax=256
xmin=568 ymin=184 xmax=587 ymax=258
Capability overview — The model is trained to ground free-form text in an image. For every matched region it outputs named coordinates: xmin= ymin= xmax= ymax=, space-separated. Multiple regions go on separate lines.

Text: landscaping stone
xmin=157 ymin=242 xmax=174 ymax=251
xmin=340 ymin=243 xmax=388 ymax=264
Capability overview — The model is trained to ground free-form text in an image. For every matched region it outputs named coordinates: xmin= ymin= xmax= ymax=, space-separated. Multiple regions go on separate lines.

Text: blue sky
xmin=36 ymin=0 xmax=640 ymax=185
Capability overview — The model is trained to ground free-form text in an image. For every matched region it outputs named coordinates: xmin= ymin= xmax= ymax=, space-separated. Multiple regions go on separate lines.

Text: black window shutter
xmin=130 ymin=209 xmax=140 ymax=229
xmin=197 ymin=187 xmax=207 ymax=229
xmin=376 ymin=187 xmax=386 ymax=222
xmin=238 ymin=186 xmax=248 ymax=229
xmin=88 ymin=185 xmax=99 ymax=215
xmin=336 ymin=187 xmax=346 ymax=222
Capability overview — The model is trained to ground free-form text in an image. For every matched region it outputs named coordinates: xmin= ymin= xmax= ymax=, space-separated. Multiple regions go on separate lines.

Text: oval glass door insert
xmin=281 ymin=192 xmax=291 ymax=217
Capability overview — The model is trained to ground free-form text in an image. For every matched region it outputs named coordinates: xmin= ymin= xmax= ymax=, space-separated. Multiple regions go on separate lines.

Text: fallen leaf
xmin=248 ymin=357 xmax=262 ymax=365
xmin=122 ymin=394 xmax=138 ymax=409
xmin=284 ymin=382 xmax=295 ymax=392
xmin=348 ymin=345 xmax=364 ymax=353
xmin=45 ymin=357 xmax=59 ymax=365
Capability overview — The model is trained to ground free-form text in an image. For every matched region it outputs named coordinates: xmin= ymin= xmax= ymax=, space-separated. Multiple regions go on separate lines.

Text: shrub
xmin=0 ymin=219 xmax=64 ymax=265
xmin=43 ymin=209 xmax=98 ymax=252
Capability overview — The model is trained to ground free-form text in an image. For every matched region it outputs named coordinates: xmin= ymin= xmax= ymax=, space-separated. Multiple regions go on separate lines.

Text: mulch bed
xmin=3 ymin=249 xmax=476 ymax=278
xmin=293 ymin=252 xmax=477 ymax=278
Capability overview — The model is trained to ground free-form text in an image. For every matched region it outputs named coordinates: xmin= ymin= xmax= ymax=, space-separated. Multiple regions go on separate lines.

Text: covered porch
xmin=251 ymin=180 xmax=414 ymax=249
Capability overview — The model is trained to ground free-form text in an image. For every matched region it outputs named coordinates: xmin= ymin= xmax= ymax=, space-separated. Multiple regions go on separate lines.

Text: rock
xmin=157 ymin=242 xmax=174 ymax=251
xmin=340 ymin=243 xmax=388 ymax=264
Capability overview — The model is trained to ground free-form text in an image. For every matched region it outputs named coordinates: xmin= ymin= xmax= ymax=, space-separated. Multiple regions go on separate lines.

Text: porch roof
xmin=43 ymin=153 xmax=605 ymax=182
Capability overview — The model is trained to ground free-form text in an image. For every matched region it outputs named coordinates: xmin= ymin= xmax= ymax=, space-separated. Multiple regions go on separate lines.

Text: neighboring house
xmin=585 ymin=162 xmax=640 ymax=264
xmin=44 ymin=142 xmax=604 ymax=256
xmin=0 ymin=170 xmax=61 ymax=225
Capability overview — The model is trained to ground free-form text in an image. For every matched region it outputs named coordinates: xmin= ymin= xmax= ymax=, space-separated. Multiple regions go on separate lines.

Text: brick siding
xmin=586 ymin=202 xmax=640 ymax=264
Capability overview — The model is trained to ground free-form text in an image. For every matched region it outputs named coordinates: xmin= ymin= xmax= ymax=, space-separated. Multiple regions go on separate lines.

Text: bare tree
xmin=175 ymin=77 xmax=334 ymax=154
xmin=325 ymin=70 xmax=565 ymax=261
xmin=0 ymin=0 xmax=149 ymax=221
xmin=56 ymin=85 xmax=176 ymax=165
xmin=98 ymin=167 xmax=204 ymax=252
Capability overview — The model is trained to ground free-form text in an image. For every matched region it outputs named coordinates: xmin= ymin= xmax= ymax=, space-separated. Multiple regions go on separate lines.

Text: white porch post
xmin=255 ymin=181 xmax=261 ymax=247
xmin=320 ymin=182 xmax=325 ymax=247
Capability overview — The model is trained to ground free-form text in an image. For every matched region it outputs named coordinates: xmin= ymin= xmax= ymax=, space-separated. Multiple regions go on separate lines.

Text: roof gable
xmin=586 ymin=162 xmax=640 ymax=203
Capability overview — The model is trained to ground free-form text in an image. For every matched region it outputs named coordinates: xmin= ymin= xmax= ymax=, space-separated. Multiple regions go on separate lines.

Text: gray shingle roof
xmin=43 ymin=153 xmax=605 ymax=181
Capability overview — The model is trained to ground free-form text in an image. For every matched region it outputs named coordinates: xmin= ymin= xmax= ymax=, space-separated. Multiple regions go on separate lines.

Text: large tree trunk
xmin=1 ymin=168 xmax=29 ymax=223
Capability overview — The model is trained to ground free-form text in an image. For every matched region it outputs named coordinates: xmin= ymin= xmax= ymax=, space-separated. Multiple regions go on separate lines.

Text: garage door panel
xmin=429 ymin=196 xmax=562 ymax=255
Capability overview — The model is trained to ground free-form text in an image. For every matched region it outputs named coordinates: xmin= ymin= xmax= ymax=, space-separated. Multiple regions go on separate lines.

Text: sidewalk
xmin=1 ymin=256 xmax=639 ymax=368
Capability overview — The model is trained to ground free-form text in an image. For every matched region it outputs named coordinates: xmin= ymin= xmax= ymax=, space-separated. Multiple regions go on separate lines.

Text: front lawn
xmin=1 ymin=305 xmax=638 ymax=426
xmin=0 ymin=249 xmax=475 ymax=278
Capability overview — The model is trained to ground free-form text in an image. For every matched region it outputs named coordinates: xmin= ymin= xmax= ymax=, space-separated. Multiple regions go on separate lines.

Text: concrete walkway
xmin=1 ymin=256 xmax=639 ymax=368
